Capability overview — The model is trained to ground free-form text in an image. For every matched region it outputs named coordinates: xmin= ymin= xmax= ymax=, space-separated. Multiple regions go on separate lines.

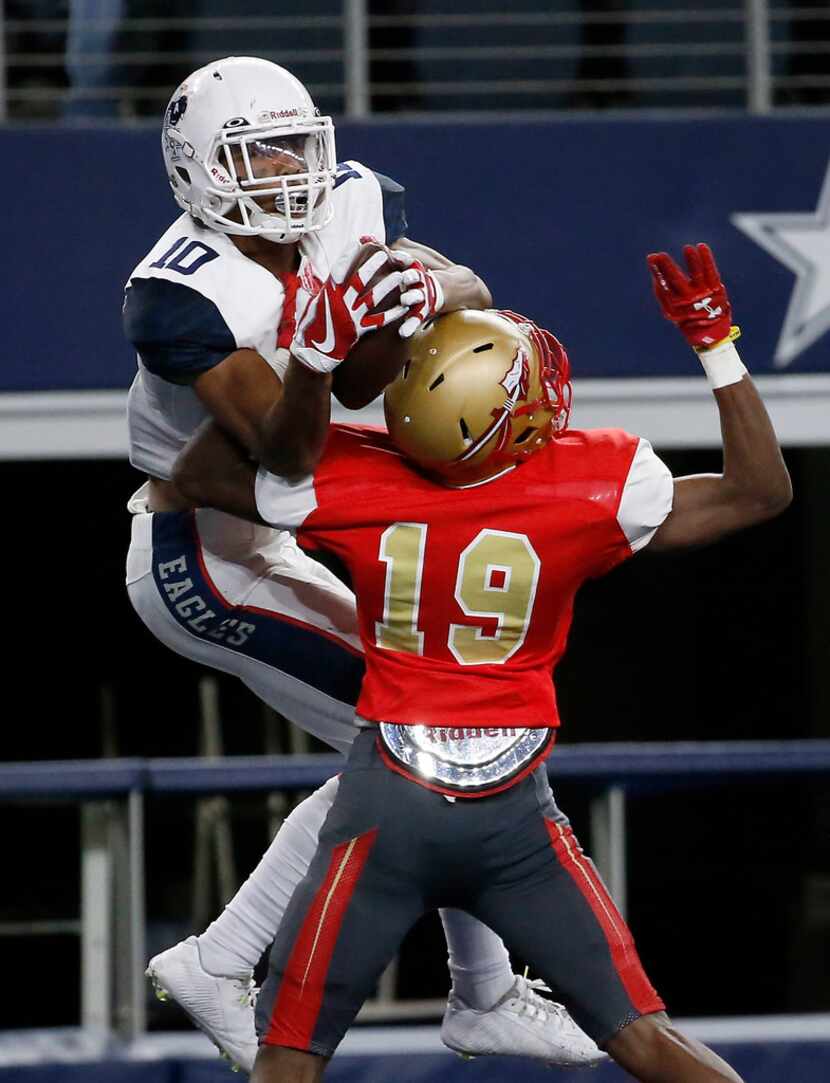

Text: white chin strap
xmin=243 ymin=201 xmax=301 ymax=243
xmin=196 ymin=197 xmax=307 ymax=242
xmin=202 ymin=185 xmax=332 ymax=241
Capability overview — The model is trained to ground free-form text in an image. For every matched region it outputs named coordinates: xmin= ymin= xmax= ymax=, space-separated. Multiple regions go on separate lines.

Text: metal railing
xmin=2 ymin=738 xmax=829 ymax=1037
xmin=2 ymin=2 xmax=829 ymax=123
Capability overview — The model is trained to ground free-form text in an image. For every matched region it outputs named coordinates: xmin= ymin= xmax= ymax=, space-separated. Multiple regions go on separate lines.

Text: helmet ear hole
xmin=176 ymin=166 xmax=191 ymax=184
xmin=514 ymin=425 xmax=537 ymax=445
xmin=459 ymin=416 xmax=472 ymax=446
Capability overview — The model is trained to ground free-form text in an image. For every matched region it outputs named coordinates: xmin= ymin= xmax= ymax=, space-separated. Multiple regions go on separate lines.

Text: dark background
xmin=3 ymin=444 xmax=828 ymax=1028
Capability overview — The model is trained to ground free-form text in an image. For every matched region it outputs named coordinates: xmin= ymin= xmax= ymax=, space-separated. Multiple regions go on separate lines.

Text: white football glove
xmin=291 ymin=242 xmax=407 ymax=373
xmin=394 ymin=259 xmax=445 ymax=339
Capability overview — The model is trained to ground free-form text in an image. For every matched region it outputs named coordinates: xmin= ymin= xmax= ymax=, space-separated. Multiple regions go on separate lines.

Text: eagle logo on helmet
xmin=167 ymin=95 xmax=188 ymax=127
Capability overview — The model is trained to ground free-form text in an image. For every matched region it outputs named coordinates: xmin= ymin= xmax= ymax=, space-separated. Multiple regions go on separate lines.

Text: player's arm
xmin=645 ymin=244 xmax=792 ymax=552
xmin=192 ymin=348 xmax=282 ymax=460
xmin=650 ymin=379 xmax=792 ymax=550
xmin=194 ymin=242 xmax=403 ymax=480
xmin=173 ymin=418 xmax=262 ymax=523
xmin=183 ymin=239 xmax=405 ymax=487
xmin=122 ymin=274 xmax=320 ymax=481
xmin=193 ymin=349 xmax=331 ymax=481
xmin=174 ymin=414 xmax=330 ymax=532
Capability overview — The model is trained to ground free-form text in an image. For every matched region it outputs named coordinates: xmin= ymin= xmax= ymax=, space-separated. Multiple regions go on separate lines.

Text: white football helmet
xmin=161 ymin=56 xmax=337 ymax=243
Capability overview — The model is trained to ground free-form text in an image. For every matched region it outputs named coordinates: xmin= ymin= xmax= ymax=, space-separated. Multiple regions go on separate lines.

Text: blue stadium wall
xmin=5 ymin=116 xmax=830 ymax=394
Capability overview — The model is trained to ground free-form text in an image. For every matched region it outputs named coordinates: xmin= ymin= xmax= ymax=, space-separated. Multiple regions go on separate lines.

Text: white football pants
xmin=127 ymin=506 xmax=362 ymax=754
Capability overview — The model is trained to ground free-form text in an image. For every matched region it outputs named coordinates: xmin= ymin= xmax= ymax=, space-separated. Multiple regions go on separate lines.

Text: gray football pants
xmin=256 ymin=728 xmax=664 ymax=1056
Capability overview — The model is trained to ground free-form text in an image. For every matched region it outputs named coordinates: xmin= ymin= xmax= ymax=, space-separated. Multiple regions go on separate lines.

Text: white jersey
xmin=124 ymin=160 xmax=406 ymax=482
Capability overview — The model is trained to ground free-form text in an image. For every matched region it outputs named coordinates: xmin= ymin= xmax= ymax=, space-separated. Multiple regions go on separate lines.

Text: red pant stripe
xmin=264 ymin=828 xmax=379 ymax=1049
xmin=545 ymin=820 xmax=664 ymax=1014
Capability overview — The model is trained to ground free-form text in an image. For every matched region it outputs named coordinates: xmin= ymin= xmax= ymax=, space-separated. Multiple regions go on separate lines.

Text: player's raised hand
xmin=647 ymin=243 xmax=733 ymax=350
xmin=291 ymin=240 xmax=407 ymax=373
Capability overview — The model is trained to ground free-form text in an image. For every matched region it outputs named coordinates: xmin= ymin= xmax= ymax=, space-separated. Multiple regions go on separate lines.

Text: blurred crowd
xmin=6 ymin=1 xmax=829 ymax=121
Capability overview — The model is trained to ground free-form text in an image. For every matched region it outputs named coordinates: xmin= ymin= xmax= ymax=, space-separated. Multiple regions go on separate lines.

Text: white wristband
xmin=696 ymin=340 xmax=747 ymax=390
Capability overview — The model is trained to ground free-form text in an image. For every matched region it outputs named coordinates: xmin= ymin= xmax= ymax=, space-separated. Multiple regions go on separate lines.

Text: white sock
xmin=440 ymin=909 xmax=514 ymax=1010
xmin=196 ymin=776 xmax=338 ymax=977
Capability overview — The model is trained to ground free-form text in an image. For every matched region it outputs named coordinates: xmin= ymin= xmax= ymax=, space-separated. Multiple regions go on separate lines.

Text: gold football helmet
xmin=384 ymin=309 xmax=572 ymax=485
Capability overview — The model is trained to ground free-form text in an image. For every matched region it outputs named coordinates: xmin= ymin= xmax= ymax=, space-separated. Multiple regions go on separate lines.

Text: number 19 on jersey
xmin=374 ymin=523 xmax=541 ymax=666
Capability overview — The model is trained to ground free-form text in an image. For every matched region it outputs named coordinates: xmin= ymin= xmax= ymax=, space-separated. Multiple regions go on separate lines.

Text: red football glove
xmin=292 ymin=241 xmax=406 ymax=373
xmin=647 ymin=243 xmax=733 ymax=350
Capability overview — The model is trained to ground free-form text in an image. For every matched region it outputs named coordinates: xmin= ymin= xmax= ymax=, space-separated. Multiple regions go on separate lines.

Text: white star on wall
xmin=732 ymin=161 xmax=830 ymax=368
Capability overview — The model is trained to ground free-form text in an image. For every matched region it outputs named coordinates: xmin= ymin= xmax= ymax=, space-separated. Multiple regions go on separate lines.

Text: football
xmin=332 ymin=248 xmax=410 ymax=410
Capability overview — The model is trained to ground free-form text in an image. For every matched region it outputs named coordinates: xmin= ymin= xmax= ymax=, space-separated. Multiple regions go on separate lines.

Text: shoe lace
xmin=230 ymin=975 xmax=258 ymax=1009
xmin=512 ymin=976 xmax=570 ymax=1026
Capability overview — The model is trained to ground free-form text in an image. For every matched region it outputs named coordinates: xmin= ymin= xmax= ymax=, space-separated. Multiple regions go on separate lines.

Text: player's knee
xmin=605 ymin=1010 xmax=670 ymax=1062
xmin=251 ymin=1045 xmax=326 ymax=1083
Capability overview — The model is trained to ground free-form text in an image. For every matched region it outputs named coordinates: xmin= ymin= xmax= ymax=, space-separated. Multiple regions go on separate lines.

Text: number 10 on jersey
xmin=375 ymin=523 xmax=541 ymax=666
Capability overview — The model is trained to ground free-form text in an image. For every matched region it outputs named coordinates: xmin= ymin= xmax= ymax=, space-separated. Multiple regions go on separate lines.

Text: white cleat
xmin=441 ymin=974 xmax=607 ymax=1069
xmin=146 ymin=936 xmax=258 ymax=1074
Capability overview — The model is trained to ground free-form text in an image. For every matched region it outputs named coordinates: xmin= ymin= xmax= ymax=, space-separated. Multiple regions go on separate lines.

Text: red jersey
xmin=256 ymin=424 xmax=672 ymax=730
